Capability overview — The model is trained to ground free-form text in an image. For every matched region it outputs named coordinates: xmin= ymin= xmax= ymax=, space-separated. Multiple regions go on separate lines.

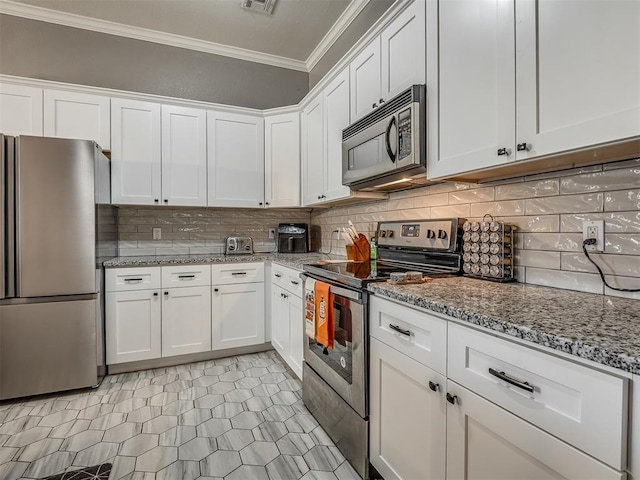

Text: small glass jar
xmin=463 ymin=243 xmax=471 ymax=252
xmin=489 ymin=243 xmax=501 ymax=255
xmin=471 ymin=264 xmax=481 ymax=275
xmin=463 ymin=262 xmax=472 ymax=273
xmin=480 ymin=254 xmax=490 ymax=265
xmin=489 ymin=255 xmax=501 ymax=265
xmin=462 ymin=221 xmax=472 ymax=232
xmin=480 ymin=243 xmax=490 ymax=254
xmin=480 ymin=222 xmax=491 ymax=232
xmin=480 ymin=264 xmax=491 ymax=275
xmin=471 ymin=232 xmax=480 ymax=243
xmin=470 ymin=253 xmax=480 ymax=264
xmin=463 ymin=252 xmax=471 ymax=263
xmin=470 ymin=221 xmax=480 ymax=232
xmin=489 ymin=265 xmax=501 ymax=277
xmin=489 ymin=232 xmax=501 ymax=243
xmin=480 ymin=232 xmax=490 ymax=243
xmin=463 ymin=232 xmax=471 ymax=242
xmin=471 ymin=243 xmax=480 ymax=253
xmin=489 ymin=221 xmax=502 ymax=232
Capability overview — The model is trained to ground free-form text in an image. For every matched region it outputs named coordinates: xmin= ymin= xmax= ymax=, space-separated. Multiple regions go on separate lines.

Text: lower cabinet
xmin=212 ymin=282 xmax=265 ymax=350
xmin=161 ymin=286 xmax=211 ymax=357
xmin=446 ymin=381 xmax=623 ymax=480
xmin=369 ymin=337 xmax=446 ymax=480
xmin=106 ymin=289 xmax=162 ymax=364
xmin=270 ymin=264 xmax=303 ymax=379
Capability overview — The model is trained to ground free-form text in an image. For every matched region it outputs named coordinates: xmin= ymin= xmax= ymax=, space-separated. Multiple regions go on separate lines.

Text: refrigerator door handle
xmin=0 ymin=134 xmax=5 ymax=299
xmin=6 ymin=136 xmax=15 ymax=298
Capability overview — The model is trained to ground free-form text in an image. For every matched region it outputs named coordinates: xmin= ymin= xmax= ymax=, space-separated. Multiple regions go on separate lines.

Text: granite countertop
xmin=103 ymin=252 xmax=335 ymax=271
xmin=368 ymin=277 xmax=640 ymax=374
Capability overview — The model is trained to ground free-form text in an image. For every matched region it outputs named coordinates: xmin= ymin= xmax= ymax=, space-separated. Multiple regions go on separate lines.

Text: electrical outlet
xmin=583 ymin=220 xmax=604 ymax=252
xmin=268 ymin=228 xmax=276 ymax=240
xmin=152 ymin=227 xmax=162 ymax=240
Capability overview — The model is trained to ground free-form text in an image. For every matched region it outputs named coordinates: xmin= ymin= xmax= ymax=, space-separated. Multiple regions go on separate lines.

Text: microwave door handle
xmin=385 ymin=116 xmax=397 ymax=163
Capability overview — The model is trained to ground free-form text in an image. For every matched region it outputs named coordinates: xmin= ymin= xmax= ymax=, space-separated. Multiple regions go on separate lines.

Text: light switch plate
xmin=153 ymin=227 xmax=162 ymax=240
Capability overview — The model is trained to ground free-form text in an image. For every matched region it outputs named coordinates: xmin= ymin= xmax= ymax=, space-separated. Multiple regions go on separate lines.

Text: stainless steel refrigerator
xmin=0 ymin=134 xmax=112 ymax=400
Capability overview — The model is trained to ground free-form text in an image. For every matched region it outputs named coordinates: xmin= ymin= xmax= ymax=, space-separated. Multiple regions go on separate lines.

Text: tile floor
xmin=0 ymin=350 xmax=361 ymax=480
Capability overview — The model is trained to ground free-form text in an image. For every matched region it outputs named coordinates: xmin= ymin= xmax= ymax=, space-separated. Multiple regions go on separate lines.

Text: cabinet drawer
xmin=448 ymin=322 xmax=628 ymax=470
xmin=272 ymin=263 xmax=302 ymax=297
xmin=161 ymin=265 xmax=211 ymax=288
xmin=212 ymin=262 xmax=264 ymax=285
xmin=106 ymin=267 xmax=161 ymax=292
xmin=370 ymin=296 xmax=447 ymax=375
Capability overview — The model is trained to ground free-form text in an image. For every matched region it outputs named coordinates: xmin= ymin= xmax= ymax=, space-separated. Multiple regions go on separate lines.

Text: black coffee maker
xmin=277 ymin=223 xmax=309 ymax=253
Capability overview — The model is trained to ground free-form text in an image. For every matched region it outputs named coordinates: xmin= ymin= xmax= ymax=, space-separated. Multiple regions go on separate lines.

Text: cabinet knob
xmin=372 ymin=103 xmax=378 ymax=109
xmin=428 ymin=381 xmax=439 ymax=392
xmin=446 ymin=393 xmax=458 ymax=405
xmin=497 ymin=148 xmax=511 ymax=156
xmin=379 ymin=98 xmax=385 ymax=104
xmin=214 ymin=288 xmax=219 ymax=292
xmin=164 ymin=291 xmax=169 ymax=296
xmin=163 ymin=199 xmax=168 ymax=204
xmin=517 ymin=142 xmax=531 ymax=152
xmin=283 ymin=294 xmax=288 ymax=299
xmin=265 ymin=202 xmax=270 ymax=206
xmin=153 ymin=292 xmax=159 ymax=297
xmin=154 ymin=199 xmax=159 ymax=204
xmin=259 ymin=202 xmax=263 ymax=206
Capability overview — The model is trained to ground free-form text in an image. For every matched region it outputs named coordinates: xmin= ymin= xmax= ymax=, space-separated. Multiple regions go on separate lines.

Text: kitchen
xmin=0 ymin=0 xmax=639 ymax=479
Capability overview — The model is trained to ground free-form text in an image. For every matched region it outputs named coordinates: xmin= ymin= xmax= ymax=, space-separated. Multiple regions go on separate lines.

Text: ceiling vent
xmin=241 ymin=0 xmax=277 ymax=15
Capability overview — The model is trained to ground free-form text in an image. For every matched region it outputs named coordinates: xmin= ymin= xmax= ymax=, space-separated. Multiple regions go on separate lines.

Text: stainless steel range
xmin=302 ymin=218 xmax=465 ymax=479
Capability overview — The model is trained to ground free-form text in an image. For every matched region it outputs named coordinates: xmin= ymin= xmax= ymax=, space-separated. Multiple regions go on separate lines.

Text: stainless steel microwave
xmin=342 ymin=84 xmax=427 ymax=191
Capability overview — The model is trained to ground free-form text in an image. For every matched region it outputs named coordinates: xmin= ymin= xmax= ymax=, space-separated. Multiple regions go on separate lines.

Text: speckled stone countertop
xmin=103 ymin=253 xmax=335 ymax=271
xmin=369 ymin=277 xmax=640 ymax=374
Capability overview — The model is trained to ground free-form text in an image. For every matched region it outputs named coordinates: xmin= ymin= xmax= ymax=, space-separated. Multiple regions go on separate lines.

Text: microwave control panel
xmin=397 ymin=108 xmax=412 ymax=160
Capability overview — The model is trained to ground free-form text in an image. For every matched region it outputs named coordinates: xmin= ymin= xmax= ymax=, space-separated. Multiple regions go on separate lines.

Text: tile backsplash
xmin=311 ymin=158 xmax=640 ymax=299
xmin=117 ymin=207 xmax=311 ymax=256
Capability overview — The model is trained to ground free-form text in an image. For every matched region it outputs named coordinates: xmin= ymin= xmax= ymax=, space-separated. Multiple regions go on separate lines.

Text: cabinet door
xmin=44 ymin=90 xmax=110 ymax=149
xmin=162 ymin=105 xmax=207 ymax=206
xmin=428 ymin=0 xmax=515 ymax=179
xmin=270 ymin=285 xmax=289 ymax=358
xmin=350 ymin=39 xmax=382 ymax=121
xmin=323 ymin=69 xmax=351 ymax=202
xmin=162 ymin=286 xmax=212 ymax=357
xmin=516 ymin=0 xmax=640 ymax=161
xmin=264 ymin=112 xmax=300 ymax=208
xmin=446 ymin=381 xmax=623 ymax=480
xmin=301 ymin=96 xmax=325 ymax=206
xmin=105 ymin=289 xmax=161 ymax=364
xmin=287 ymin=293 xmax=303 ymax=380
xmin=212 ymin=282 xmax=265 ymax=350
xmin=370 ymin=337 xmax=446 ymax=480
xmin=380 ymin=0 xmax=426 ymax=100
xmin=111 ymin=98 xmax=162 ymax=205
xmin=0 ymin=84 xmax=43 ymax=136
xmin=208 ymin=111 xmax=265 ymax=208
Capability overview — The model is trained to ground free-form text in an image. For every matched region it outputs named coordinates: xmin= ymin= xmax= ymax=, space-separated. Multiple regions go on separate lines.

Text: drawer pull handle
xmin=488 ymin=368 xmax=535 ymax=393
xmin=389 ymin=324 xmax=411 ymax=337
xmin=275 ymin=273 xmax=282 ymax=278
xmin=124 ymin=278 xmax=143 ymax=283
xmin=178 ymin=275 xmax=196 ymax=279
xmin=446 ymin=393 xmax=458 ymax=405
xmin=290 ymin=280 xmax=299 ymax=285
xmin=428 ymin=381 xmax=439 ymax=392
xmin=231 ymin=272 xmax=247 ymax=276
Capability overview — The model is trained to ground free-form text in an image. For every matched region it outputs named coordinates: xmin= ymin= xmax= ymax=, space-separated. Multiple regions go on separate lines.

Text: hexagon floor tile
xmin=0 ymin=350 xmax=361 ymax=480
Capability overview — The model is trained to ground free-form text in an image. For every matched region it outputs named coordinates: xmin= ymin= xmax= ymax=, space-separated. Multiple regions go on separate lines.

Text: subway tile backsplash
xmin=117 ymin=207 xmax=311 ymax=257
xmin=311 ymin=158 xmax=640 ymax=299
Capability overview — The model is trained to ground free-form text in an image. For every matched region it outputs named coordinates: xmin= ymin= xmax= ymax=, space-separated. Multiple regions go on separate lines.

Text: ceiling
xmin=2 ymin=0 xmax=364 ymax=69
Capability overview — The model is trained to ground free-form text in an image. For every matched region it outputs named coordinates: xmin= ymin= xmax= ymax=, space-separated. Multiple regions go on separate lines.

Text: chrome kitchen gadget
xmin=225 ymin=236 xmax=254 ymax=255
xmin=462 ymin=215 xmax=515 ymax=282
xmin=301 ymin=218 xmax=464 ymax=478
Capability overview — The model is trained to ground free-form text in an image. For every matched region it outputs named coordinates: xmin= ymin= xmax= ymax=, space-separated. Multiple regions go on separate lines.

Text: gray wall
xmin=0 ymin=14 xmax=309 ymax=109
xmin=309 ymin=0 xmax=395 ymax=88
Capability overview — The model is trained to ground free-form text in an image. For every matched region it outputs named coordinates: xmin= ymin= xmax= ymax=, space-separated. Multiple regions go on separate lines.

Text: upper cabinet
xmin=350 ymin=0 xmax=426 ymax=122
xmin=0 ymin=84 xmax=43 ymax=136
xmin=162 ymin=105 xmax=207 ymax=206
xmin=264 ymin=112 xmax=300 ymax=208
xmin=302 ymin=95 xmax=326 ymax=206
xmin=111 ymin=98 xmax=162 ymax=205
xmin=428 ymin=0 xmax=640 ymax=180
xmin=207 ymin=111 xmax=265 ymax=208
xmin=515 ymin=0 xmax=640 ymax=161
xmin=44 ymin=90 xmax=111 ymax=149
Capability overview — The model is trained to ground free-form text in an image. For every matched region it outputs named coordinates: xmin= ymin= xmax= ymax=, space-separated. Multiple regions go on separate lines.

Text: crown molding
xmin=0 ymin=0 xmax=308 ymax=72
xmin=305 ymin=0 xmax=370 ymax=72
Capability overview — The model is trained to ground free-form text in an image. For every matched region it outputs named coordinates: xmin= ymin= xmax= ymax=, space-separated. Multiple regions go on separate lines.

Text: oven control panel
xmin=376 ymin=218 xmax=464 ymax=252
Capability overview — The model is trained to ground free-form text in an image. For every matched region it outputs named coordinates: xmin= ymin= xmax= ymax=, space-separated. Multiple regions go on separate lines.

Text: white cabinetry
xmin=368 ymin=295 xmax=629 ymax=479
xmin=302 ymin=95 xmax=325 ymax=206
xmin=105 ymin=267 xmax=162 ymax=364
xmin=270 ymin=263 xmax=303 ymax=379
xmin=162 ymin=286 xmax=211 ymax=357
xmin=110 ymin=98 xmax=162 ymax=205
xmin=323 ymin=69 xmax=351 ymax=202
xmin=428 ymin=0 xmax=640 ymax=180
xmin=211 ymin=263 xmax=265 ymax=350
xmin=44 ymin=90 xmax=110 ymax=149
xmin=264 ymin=112 xmax=300 ymax=208
xmin=350 ymin=0 xmax=425 ymax=121
xmin=207 ymin=111 xmax=265 ymax=208
xmin=0 ymin=84 xmax=43 ymax=136
xmin=162 ymin=105 xmax=207 ymax=206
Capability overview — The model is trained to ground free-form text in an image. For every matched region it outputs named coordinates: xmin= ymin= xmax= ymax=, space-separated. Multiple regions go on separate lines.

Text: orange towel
xmin=314 ymin=280 xmax=334 ymax=350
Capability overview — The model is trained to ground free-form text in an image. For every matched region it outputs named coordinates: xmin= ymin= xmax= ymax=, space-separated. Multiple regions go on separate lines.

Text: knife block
xmin=346 ymin=234 xmax=371 ymax=261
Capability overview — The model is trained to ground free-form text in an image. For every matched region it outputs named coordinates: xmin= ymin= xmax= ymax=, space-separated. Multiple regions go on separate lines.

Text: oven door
xmin=303 ymin=277 xmax=367 ymax=418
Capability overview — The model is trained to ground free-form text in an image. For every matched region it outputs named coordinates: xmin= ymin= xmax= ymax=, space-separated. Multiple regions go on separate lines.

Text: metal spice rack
xmin=462 ymin=214 xmax=515 ymax=282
